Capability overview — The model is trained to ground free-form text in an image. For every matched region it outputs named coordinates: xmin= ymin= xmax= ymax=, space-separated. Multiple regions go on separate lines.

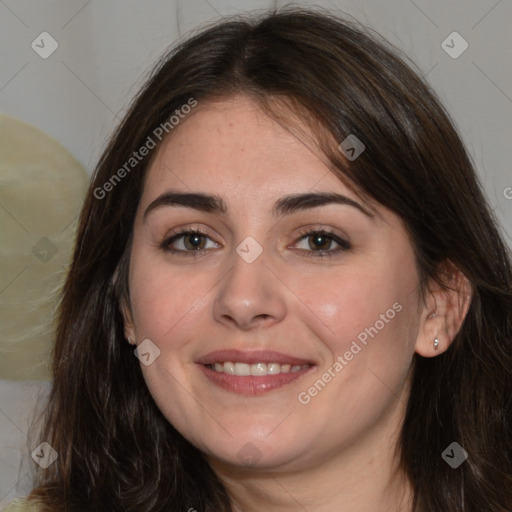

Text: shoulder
xmin=1 ymin=498 xmax=43 ymax=512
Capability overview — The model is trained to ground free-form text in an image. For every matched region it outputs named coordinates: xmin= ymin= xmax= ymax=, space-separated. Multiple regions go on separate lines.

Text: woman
xmin=6 ymin=8 xmax=511 ymax=512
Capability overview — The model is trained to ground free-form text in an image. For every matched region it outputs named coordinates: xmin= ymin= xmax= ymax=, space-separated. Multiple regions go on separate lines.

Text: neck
xmin=213 ymin=451 xmax=412 ymax=512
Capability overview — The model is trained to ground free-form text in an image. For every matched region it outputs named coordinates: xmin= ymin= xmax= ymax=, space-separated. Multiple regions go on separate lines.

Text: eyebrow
xmin=143 ymin=190 xmax=374 ymax=220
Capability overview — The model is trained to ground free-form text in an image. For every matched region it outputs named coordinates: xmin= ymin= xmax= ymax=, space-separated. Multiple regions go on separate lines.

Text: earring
xmin=127 ymin=337 xmax=134 ymax=345
xmin=433 ymin=337 xmax=439 ymax=350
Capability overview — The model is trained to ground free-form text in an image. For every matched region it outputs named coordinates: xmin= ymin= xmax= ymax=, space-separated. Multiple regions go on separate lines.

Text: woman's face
xmin=124 ymin=95 xmax=427 ymax=471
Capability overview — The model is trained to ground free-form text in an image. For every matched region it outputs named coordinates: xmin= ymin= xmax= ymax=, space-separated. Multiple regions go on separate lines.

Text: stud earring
xmin=433 ymin=337 xmax=439 ymax=350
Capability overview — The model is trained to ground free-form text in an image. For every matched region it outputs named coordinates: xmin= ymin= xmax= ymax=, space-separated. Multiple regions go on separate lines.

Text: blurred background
xmin=0 ymin=0 xmax=510 ymax=504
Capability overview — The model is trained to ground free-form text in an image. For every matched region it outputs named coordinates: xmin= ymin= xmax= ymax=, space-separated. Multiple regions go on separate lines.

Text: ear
xmin=120 ymin=298 xmax=137 ymax=345
xmin=415 ymin=261 xmax=472 ymax=357
xmin=112 ymin=254 xmax=137 ymax=346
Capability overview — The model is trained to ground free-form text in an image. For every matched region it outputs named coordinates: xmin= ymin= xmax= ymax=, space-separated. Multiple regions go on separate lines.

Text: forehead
xmin=142 ymin=95 xmax=356 ymax=202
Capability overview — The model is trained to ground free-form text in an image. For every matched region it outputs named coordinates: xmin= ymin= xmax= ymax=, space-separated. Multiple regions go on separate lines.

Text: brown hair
xmin=30 ymin=8 xmax=512 ymax=511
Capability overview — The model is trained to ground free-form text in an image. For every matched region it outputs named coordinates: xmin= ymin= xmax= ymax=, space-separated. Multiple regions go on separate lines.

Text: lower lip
xmin=198 ymin=364 xmax=315 ymax=395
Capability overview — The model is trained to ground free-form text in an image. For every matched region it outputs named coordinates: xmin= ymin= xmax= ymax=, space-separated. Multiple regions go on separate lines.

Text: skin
xmin=123 ymin=95 xmax=469 ymax=512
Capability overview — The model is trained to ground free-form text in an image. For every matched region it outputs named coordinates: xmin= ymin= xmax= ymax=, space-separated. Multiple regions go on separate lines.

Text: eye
xmin=160 ymin=229 xmax=219 ymax=255
xmin=292 ymin=229 xmax=350 ymax=258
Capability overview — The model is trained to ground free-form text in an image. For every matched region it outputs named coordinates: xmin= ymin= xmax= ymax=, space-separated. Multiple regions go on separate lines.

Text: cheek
xmin=128 ymin=254 xmax=213 ymax=427
xmin=293 ymin=265 xmax=409 ymax=355
xmin=294 ymin=271 xmax=416 ymax=427
xmin=128 ymin=251 xmax=213 ymax=346
xmin=290 ymin=261 xmax=420 ymax=415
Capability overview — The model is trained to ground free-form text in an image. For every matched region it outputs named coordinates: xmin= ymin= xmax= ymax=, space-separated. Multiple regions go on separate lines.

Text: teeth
xmin=251 ymin=362 xmax=267 ymax=376
xmin=234 ymin=362 xmax=251 ymax=376
xmin=267 ymin=363 xmax=281 ymax=374
xmin=223 ymin=362 xmax=235 ymax=375
xmin=207 ymin=361 xmax=310 ymax=376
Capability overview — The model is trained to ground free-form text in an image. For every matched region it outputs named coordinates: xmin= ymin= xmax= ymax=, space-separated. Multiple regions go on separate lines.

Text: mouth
xmin=196 ymin=349 xmax=316 ymax=395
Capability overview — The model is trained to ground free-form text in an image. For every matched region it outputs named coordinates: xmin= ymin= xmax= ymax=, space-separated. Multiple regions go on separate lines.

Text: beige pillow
xmin=0 ymin=114 xmax=89 ymax=380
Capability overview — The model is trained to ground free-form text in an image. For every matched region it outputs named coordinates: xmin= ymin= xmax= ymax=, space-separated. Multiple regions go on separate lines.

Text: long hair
xmin=30 ymin=9 xmax=512 ymax=511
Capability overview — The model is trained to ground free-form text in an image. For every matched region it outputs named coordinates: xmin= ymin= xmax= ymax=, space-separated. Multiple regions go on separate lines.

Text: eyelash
xmin=159 ymin=227 xmax=351 ymax=258
xmin=294 ymin=227 xmax=351 ymax=258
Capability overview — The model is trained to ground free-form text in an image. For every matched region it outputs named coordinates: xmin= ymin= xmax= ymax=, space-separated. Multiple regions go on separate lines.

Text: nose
xmin=212 ymin=247 xmax=287 ymax=331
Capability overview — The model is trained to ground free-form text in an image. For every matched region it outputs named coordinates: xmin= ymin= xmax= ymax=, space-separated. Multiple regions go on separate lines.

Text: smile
xmin=205 ymin=362 xmax=311 ymax=376
xmin=196 ymin=349 xmax=316 ymax=394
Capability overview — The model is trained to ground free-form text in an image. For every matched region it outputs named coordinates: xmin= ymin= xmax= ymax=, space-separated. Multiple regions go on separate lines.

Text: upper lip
xmin=196 ymin=349 xmax=315 ymax=366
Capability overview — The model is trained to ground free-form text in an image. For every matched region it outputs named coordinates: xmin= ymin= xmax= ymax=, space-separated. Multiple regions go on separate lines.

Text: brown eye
xmin=160 ymin=229 xmax=219 ymax=255
xmin=308 ymin=233 xmax=333 ymax=251
xmin=293 ymin=230 xmax=351 ymax=258
xmin=183 ymin=233 xmax=207 ymax=250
